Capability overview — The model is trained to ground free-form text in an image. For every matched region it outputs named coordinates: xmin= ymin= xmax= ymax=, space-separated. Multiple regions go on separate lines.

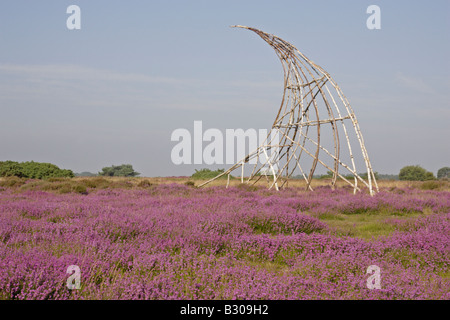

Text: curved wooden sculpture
xmin=199 ymin=25 xmax=378 ymax=195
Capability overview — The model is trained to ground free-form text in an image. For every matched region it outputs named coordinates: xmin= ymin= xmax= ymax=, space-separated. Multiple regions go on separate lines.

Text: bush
xmin=437 ymin=167 xmax=450 ymax=180
xmin=0 ymin=161 xmax=74 ymax=179
xmin=72 ymin=185 xmax=88 ymax=194
xmin=0 ymin=176 xmax=27 ymax=188
xmin=0 ymin=161 xmax=23 ymax=177
xmin=399 ymin=165 xmax=435 ymax=181
xmin=420 ymin=181 xmax=442 ymax=190
xmin=191 ymin=168 xmax=229 ymax=180
xmin=80 ymin=177 xmax=109 ymax=189
xmin=58 ymin=184 xmax=72 ymax=194
xmin=137 ymin=180 xmax=153 ymax=188
xmin=98 ymin=164 xmax=140 ymax=177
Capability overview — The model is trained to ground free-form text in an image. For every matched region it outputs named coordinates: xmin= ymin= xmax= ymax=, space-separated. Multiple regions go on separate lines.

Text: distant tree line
xmin=233 ymin=165 xmax=449 ymax=181
xmin=0 ymin=161 xmax=141 ymax=179
xmin=75 ymin=172 xmax=98 ymax=177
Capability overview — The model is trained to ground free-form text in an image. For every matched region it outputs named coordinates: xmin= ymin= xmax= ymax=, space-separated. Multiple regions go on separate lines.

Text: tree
xmin=98 ymin=164 xmax=140 ymax=177
xmin=437 ymin=167 xmax=450 ymax=179
xmin=399 ymin=165 xmax=435 ymax=181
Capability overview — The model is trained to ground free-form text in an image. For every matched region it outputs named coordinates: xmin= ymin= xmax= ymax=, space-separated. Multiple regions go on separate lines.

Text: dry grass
xmin=134 ymin=176 xmax=450 ymax=192
xmin=0 ymin=176 xmax=449 ymax=193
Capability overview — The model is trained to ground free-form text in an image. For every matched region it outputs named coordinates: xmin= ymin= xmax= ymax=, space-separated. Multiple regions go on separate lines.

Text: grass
xmin=314 ymin=207 xmax=424 ymax=239
xmin=0 ymin=176 xmax=447 ymax=241
xmin=2 ymin=175 xmax=449 ymax=192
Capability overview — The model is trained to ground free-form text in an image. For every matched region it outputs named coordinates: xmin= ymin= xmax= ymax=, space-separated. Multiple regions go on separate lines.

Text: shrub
xmin=191 ymin=168 xmax=229 ymax=180
xmin=72 ymin=185 xmax=88 ymax=194
xmin=0 ymin=161 xmax=74 ymax=179
xmin=0 ymin=161 xmax=24 ymax=177
xmin=137 ymin=180 xmax=153 ymax=188
xmin=80 ymin=177 xmax=110 ymax=189
xmin=98 ymin=164 xmax=140 ymax=177
xmin=420 ymin=181 xmax=441 ymax=190
xmin=437 ymin=167 xmax=450 ymax=180
xmin=0 ymin=176 xmax=27 ymax=188
xmin=58 ymin=184 xmax=73 ymax=194
xmin=399 ymin=165 xmax=435 ymax=181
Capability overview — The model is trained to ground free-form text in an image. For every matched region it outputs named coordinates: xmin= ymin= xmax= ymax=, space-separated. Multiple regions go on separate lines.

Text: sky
xmin=0 ymin=0 xmax=449 ymax=177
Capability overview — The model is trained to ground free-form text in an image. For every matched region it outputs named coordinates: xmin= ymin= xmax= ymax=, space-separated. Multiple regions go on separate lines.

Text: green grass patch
xmin=319 ymin=212 xmax=422 ymax=239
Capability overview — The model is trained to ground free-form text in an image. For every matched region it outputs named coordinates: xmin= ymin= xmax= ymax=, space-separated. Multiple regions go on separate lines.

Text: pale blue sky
xmin=0 ymin=1 xmax=449 ymax=176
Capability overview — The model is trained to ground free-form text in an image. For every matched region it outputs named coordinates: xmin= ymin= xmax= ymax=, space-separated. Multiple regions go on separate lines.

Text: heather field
xmin=0 ymin=177 xmax=449 ymax=300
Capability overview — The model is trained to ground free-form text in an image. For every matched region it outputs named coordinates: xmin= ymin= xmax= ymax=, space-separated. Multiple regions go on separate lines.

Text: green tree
xmin=399 ymin=165 xmax=435 ymax=181
xmin=437 ymin=167 xmax=450 ymax=179
xmin=98 ymin=164 xmax=140 ymax=177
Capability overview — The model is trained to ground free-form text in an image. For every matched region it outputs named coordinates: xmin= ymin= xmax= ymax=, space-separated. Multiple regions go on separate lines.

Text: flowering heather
xmin=0 ymin=183 xmax=448 ymax=299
